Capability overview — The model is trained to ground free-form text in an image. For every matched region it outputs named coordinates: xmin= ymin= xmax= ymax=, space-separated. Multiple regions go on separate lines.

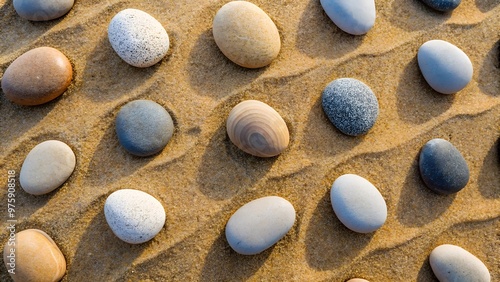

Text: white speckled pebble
xmin=104 ymin=189 xmax=166 ymax=244
xmin=108 ymin=9 xmax=169 ymax=68
xmin=320 ymin=0 xmax=376 ymax=35
xmin=20 ymin=140 xmax=76 ymax=195
xmin=430 ymin=244 xmax=490 ymax=282
xmin=330 ymin=174 xmax=387 ymax=233
xmin=225 ymin=196 xmax=295 ymax=255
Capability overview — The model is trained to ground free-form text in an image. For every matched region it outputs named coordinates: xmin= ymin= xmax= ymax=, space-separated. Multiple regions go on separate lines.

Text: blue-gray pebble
xmin=13 ymin=0 xmax=74 ymax=21
xmin=116 ymin=100 xmax=174 ymax=157
xmin=419 ymin=138 xmax=469 ymax=194
xmin=322 ymin=78 xmax=379 ymax=136
xmin=419 ymin=0 xmax=461 ymax=12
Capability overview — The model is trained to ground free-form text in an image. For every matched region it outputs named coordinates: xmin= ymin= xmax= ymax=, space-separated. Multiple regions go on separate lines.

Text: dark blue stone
xmin=420 ymin=0 xmax=461 ymax=12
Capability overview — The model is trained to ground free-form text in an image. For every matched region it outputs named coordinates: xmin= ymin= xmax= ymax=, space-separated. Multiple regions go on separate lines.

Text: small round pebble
xmin=213 ymin=1 xmax=281 ymax=68
xmin=419 ymin=138 xmax=470 ymax=194
xmin=331 ymin=174 xmax=387 ymax=233
xmin=320 ymin=0 xmax=376 ymax=35
xmin=1 ymin=47 xmax=73 ymax=105
xmin=322 ymin=78 xmax=379 ymax=136
xmin=108 ymin=9 xmax=169 ymax=68
xmin=20 ymin=140 xmax=76 ymax=195
xmin=225 ymin=196 xmax=296 ymax=255
xmin=116 ymin=100 xmax=174 ymax=157
xmin=13 ymin=0 xmax=74 ymax=21
xmin=419 ymin=0 xmax=461 ymax=12
xmin=347 ymin=279 xmax=370 ymax=282
xmin=104 ymin=189 xmax=166 ymax=244
xmin=418 ymin=40 xmax=473 ymax=94
xmin=430 ymin=244 xmax=490 ymax=282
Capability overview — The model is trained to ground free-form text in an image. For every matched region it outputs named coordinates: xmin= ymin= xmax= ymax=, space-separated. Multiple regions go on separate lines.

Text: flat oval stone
xmin=2 ymin=47 xmax=73 ymax=105
xmin=13 ymin=0 xmax=74 ymax=21
xmin=330 ymin=174 xmax=387 ymax=233
xmin=116 ymin=100 xmax=174 ymax=157
xmin=347 ymin=279 xmax=370 ymax=282
xmin=225 ymin=196 xmax=296 ymax=255
xmin=320 ymin=0 xmax=376 ymax=35
xmin=213 ymin=1 xmax=281 ymax=68
xmin=322 ymin=78 xmax=379 ymax=136
xmin=108 ymin=9 xmax=169 ymax=68
xmin=3 ymin=229 xmax=66 ymax=282
xmin=104 ymin=189 xmax=166 ymax=244
xmin=430 ymin=244 xmax=490 ymax=281
xmin=418 ymin=40 xmax=473 ymax=94
xmin=20 ymin=140 xmax=76 ymax=195
xmin=419 ymin=0 xmax=461 ymax=12
xmin=419 ymin=138 xmax=470 ymax=194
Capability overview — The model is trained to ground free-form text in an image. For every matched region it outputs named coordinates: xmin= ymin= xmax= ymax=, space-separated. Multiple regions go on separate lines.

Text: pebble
xmin=13 ymin=0 xmax=74 ymax=21
xmin=347 ymin=279 xmax=370 ymax=282
xmin=20 ymin=140 xmax=76 ymax=195
xmin=3 ymin=229 xmax=66 ymax=282
xmin=115 ymin=100 xmax=174 ymax=157
xmin=213 ymin=1 xmax=281 ymax=68
xmin=419 ymin=138 xmax=470 ymax=194
xmin=105 ymin=189 xmax=166 ymax=244
xmin=419 ymin=0 xmax=461 ymax=12
xmin=322 ymin=78 xmax=379 ymax=136
xmin=108 ymin=9 xmax=169 ymax=68
xmin=1 ymin=47 xmax=73 ymax=106
xmin=430 ymin=244 xmax=490 ymax=282
xmin=330 ymin=174 xmax=387 ymax=233
xmin=320 ymin=0 xmax=376 ymax=35
xmin=418 ymin=40 xmax=473 ymax=94
xmin=225 ymin=196 xmax=296 ymax=255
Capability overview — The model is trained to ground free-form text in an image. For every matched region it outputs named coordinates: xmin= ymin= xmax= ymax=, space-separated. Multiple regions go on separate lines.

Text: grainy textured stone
xmin=13 ymin=0 xmax=74 ymax=21
xmin=320 ymin=0 xmax=376 ymax=35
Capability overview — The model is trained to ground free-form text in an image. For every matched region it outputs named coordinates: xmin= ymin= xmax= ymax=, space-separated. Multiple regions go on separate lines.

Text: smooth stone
xmin=430 ymin=244 xmax=490 ymax=282
xmin=320 ymin=0 xmax=376 ymax=35
xmin=418 ymin=40 xmax=473 ymax=94
xmin=108 ymin=9 xmax=169 ymax=68
xmin=330 ymin=174 xmax=387 ymax=233
xmin=347 ymin=279 xmax=370 ymax=282
xmin=104 ymin=189 xmax=166 ymax=244
xmin=419 ymin=138 xmax=470 ymax=194
xmin=225 ymin=196 xmax=296 ymax=255
xmin=420 ymin=0 xmax=461 ymax=12
xmin=115 ymin=100 xmax=174 ymax=157
xmin=322 ymin=78 xmax=379 ymax=136
xmin=213 ymin=1 xmax=281 ymax=68
xmin=20 ymin=140 xmax=76 ymax=195
xmin=13 ymin=0 xmax=74 ymax=21
xmin=3 ymin=229 xmax=66 ymax=282
xmin=1 ymin=47 xmax=73 ymax=105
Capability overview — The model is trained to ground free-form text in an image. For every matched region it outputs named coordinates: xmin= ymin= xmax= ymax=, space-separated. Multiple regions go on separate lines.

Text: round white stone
xmin=330 ymin=174 xmax=387 ymax=233
xmin=104 ymin=189 xmax=166 ymax=244
xmin=108 ymin=9 xmax=169 ymax=68
xmin=20 ymin=140 xmax=76 ymax=195
xmin=320 ymin=0 xmax=376 ymax=35
xmin=225 ymin=196 xmax=296 ymax=255
xmin=430 ymin=244 xmax=490 ymax=282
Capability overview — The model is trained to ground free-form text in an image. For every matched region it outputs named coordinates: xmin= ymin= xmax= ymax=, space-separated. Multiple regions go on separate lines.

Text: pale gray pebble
xmin=430 ymin=244 xmax=490 ymax=282
xmin=320 ymin=0 xmax=376 ymax=35
xmin=13 ymin=0 xmax=74 ymax=21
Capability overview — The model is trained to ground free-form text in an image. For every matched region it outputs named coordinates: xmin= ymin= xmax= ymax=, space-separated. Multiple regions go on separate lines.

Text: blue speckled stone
xmin=116 ymin=100 xmax=174 ymax=157
xmin=13 ymin=0 xmax=74 ymax=21
xmin=419 ymin=139 xmax=469 ymax=194
xmin=321 ymin=78 xmax=379 ymax=136
xmin=420 ymin=0 xmax=461 ymax=12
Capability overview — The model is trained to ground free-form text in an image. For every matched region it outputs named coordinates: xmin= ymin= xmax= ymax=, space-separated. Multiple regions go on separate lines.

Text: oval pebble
xmin=108 ymin=9 xmax=169 ymax=68
xmin=419 ymin=138 xmax=470 ymax=194
xmin=430 ymin=244 xmax=490 ymax=282
xmin=3 ymin=229 xmax=66 ymax=282
xmin=20 ymin=140 xmax=76 ymax=195
xmin=330 ymin=174 xmax=387 ymax=233
xmin=1 ymin=47 xmax=73 ymax=106
xmin=104 ymin=189 xmax=166 ymax=244
xmin=347 ymin=279 xmax=370 ymax=282
xmin=225 ymin=196 xmax=296 ymax=255
xmin=320 ymin=0 xmax=376 ymax=35
xmin=213 ymin=1 xmax=281 ymax=68
xmin=322 ymin=78 xmax=379 ymax=136
xmin=418 ymin=40 xmax=473 ymax=94
xmin=116 ymin=100 xmax=174 ymax=157
xmin=13 ymin=0 xmax=74 ymax=21
xmin=419 ymin=0 xmax=461 ymax=12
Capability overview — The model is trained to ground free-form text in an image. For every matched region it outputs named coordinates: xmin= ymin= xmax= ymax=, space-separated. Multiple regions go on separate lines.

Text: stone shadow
xmin=478 ymin=40 xmax=500 ymax=96
xmin=390 ymin=0 xmax=451 ymax=32
xmin=477 ymin=138 xmax=500 ymax=198
xmin=416 ymin=257 xmax=439 ymax=281
xmin=475 ymin=0 xmax=500 ymax=12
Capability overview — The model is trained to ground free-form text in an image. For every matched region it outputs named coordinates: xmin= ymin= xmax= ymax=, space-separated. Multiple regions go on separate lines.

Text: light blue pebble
xmin=13 ymin=0 xmax=74 ymax=21
xmin=320 ymin=0 xmax=376 ymax=35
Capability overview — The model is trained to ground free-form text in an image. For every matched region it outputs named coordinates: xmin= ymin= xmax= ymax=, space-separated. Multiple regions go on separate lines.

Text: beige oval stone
xmin=213 ymin=1 xmax=280 ymax=68
xmin=347 ymin=279 xmax=370 ymax=282
xmin=3 ymin=229 xmax=66 ymax=282
xmin=1 ymin=47 xmax=72 ymax=106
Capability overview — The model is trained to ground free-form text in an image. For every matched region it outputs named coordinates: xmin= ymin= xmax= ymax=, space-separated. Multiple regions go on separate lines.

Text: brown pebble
xmin=1 ymin=47 xmax=72 ymax=105
xmin=347 ymin=279 xmax=370 ymax=282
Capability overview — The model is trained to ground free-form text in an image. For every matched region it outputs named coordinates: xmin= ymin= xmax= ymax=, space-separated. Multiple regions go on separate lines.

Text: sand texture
xmin=1 ymin=0 xmax=499 ymax=281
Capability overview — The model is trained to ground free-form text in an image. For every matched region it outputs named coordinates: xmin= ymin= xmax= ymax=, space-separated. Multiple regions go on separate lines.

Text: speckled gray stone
xmin=420 ymin=0 xmax=461 ymax=12
xmin=430 ymin=244 xmax=490 ymax=282
xmin=322 ymin=78 xmax=379 ymax=136
xmin=13 ymin=0 xmax=74 ymax=21
xmin=320 ymin=0 xmax=376 ymax=35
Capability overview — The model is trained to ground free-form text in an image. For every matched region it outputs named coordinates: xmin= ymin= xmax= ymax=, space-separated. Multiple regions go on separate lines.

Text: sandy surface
xmin=1 ymin=0 xmax=499 ymax=281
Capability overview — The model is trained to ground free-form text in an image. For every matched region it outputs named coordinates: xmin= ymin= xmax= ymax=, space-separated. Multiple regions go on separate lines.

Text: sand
xmin=1 ymin=0 xmax=499 ymax=281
